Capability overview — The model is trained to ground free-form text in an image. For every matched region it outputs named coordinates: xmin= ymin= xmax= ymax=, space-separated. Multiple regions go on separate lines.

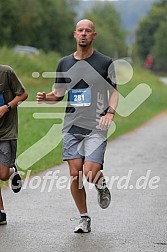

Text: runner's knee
xmin=70 ymin=167 xmax=83 ymax=178
xmin=0 ymin=165 xmax=10 ymax=181
xmin=0 ymin=172 xmax=10 ymax=181
xmin=84 ymin=163 xmax=102 ymax=183
xmin=68 ymin=159 xmax=83 ymax=178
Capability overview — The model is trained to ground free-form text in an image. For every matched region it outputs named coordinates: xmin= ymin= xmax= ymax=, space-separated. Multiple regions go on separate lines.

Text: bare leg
xmin=84 ymin=161 xmax=104 ymax=184
xmin=0 ymin=163 xmax=14 ymax=181
xmin=0 ymin=188 xmax=4 ymax=210
xmin=84 ymin=161 xmax=111 ymax=209
xmin=0 ymin=164 xmax=15 ymax=210
xmin=68 ymin=159 xmax=88 ymax=214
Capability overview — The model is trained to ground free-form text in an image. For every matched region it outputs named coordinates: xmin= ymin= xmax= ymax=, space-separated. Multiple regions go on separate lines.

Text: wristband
xmin=6 ymin=103 xmax=11 ymax=111
xmin=107 ymin=107 xmax=115 ymax=114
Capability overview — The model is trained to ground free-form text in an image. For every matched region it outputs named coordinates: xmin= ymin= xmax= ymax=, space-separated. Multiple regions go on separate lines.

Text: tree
xmin=151 ymin=21 xmax=167 ymax=70
xmin=0 ymin=0 xmax=20 ymax=45
xmin=14 ymin=0 xmax=44 ymax=46
xmin=33 ymin=0 xmax=76 ymax=54
xmin=0 ymin=0 xmax=77 ymax=55
xmin=84 ymin=3 xmax=127 ymax=58
xmin=135 ymin=0 xmax=167 ymax=69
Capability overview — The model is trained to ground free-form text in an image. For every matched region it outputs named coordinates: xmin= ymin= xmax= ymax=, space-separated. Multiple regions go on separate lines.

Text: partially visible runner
xmin=36 ymin=19 xmax=118 ymax=233
xmin=0 ymin=64 xmax=28 ymax=225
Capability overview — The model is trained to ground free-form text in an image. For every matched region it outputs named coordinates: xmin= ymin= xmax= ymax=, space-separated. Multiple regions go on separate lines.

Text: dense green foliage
xmin=0 ymin=0 xmax=77 ymax=55
xmin=136 ymin=0 xmax=167 ymax=70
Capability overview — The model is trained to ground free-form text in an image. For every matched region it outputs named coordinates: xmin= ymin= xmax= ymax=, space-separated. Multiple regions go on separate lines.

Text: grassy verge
xmin=114 ymin=66 xmax=167 ymax=138
xmin=0 ymin=47 xmax=167 ymax=186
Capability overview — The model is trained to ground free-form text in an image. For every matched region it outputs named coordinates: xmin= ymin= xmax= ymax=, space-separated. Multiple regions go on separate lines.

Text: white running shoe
xmin=74 ymin=216 xmax=91 ymax=233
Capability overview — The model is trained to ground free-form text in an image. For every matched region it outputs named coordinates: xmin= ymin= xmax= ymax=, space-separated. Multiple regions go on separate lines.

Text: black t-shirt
xmin=55 ymin=50 xmax=116 ymax=135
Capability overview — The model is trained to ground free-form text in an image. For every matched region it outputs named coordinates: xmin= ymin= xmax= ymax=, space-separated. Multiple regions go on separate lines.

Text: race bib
xmin=0 ymin=93 xmax=5 ymax=106
xmin=69 ymin=88 xmax=91 ymax=107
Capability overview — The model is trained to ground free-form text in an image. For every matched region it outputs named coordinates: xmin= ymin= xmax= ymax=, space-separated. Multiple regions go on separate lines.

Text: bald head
xmin=76 ymin=19 xmax=95 ymax=32
xmin=74 ymin=19 xmax=97 ymax=49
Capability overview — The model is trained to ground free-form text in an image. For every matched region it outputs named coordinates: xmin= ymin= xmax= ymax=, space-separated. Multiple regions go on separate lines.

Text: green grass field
xmin=0 ymin=47 xmax=167 ymax=182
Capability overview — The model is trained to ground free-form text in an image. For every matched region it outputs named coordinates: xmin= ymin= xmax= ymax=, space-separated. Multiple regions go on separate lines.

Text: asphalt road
xmin=0 ymin=112 xmax=167 ymax=252
xmin=160 ymin=77 xmax=167 ymax=86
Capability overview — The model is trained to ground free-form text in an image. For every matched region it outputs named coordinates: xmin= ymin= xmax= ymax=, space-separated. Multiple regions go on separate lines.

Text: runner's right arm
xmin=36 ymin=87 xmax=65 ymax=103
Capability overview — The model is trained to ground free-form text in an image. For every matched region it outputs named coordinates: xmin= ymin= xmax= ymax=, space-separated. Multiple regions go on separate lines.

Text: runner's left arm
xmin=99 ymin=87 xmax=119 ymax=130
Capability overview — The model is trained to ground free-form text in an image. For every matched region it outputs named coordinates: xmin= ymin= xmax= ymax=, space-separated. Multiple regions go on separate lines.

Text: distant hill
xmin=76 ymin=0 xmax=161 ymax=31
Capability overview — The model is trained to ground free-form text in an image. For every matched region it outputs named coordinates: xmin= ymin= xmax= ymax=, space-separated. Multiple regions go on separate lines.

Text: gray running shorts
xmin=0 ymin=140 xmax=17 ymax=168
xmin=62 ymin=133 xmax=107 ymax=167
